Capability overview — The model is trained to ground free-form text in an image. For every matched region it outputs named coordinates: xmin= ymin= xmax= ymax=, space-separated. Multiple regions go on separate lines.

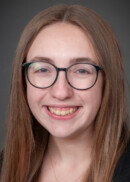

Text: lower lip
xmin=44 ymin=106 xmax=81 ymax=120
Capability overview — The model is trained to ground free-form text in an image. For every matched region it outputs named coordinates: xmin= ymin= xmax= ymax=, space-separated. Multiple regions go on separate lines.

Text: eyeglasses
xmin=22 ymin=61 xmax=102 ymax=90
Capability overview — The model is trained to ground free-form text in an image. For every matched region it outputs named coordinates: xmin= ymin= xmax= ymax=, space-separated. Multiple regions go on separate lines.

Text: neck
xmin=48 ymin=128 xmax=94 ymax=165
xmin=38 ymin=129 xmax=94 ymax=182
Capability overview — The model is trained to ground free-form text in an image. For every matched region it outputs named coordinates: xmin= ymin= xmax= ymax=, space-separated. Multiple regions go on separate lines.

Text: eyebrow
xmin=27 ymin=56 xmax=97 ymax=65
xmin=69 ymin=57 xmax=97 ymax=65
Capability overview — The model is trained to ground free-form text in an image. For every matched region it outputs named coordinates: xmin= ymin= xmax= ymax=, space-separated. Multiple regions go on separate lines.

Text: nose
xmin=49 ymin=71 xmax=73 ymax=100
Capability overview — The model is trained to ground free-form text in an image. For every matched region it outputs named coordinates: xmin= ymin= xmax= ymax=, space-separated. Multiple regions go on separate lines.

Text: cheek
xmin=81 ymin=88 xmax=102 ymax=109
xmin=26 ymin=84 xmax=46 ymax=111
xmin=27 ymin=86 xmax=37 ymax=113
xmin=81 ymin=75 xmax=103 ymax=113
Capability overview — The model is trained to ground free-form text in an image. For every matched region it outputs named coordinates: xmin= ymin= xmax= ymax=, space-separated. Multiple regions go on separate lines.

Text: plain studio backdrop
xmin=0 ymin=0 xmax=129 ymax=149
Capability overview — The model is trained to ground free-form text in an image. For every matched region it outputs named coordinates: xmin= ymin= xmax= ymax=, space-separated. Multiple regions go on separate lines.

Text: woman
xmin=0 ymin=4 xmax=130 ymax=182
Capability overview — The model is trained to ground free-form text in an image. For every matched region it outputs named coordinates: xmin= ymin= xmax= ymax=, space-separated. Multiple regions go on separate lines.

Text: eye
xmin=74 ymin=67 xmax=91 ymax=75
xmin=31 ymin=66 xmax=50 ymax=74
xmin=76 ymin=69 xmax=90 ymax=74
xmin=36 ymin=67 xmax=49 ymax=73
xmin=29 ymin=62 xmax=52 ymax=74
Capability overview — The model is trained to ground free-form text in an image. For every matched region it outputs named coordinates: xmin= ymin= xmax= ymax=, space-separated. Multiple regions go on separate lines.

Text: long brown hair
xmin=1 ymin=4 xmax=129 ymax=182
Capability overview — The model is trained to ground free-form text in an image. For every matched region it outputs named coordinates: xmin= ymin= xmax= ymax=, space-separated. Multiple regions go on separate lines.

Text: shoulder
xmin=113 ymin=141 xmax=130 ymax=182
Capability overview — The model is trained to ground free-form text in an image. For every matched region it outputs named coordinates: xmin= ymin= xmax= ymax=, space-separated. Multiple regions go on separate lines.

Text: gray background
xmin=0 ymin=0 xmax=130 ymax=149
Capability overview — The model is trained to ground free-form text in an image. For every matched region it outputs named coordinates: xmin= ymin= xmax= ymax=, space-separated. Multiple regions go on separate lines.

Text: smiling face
xmin=26 ymin=22 xmax=103 ymax=139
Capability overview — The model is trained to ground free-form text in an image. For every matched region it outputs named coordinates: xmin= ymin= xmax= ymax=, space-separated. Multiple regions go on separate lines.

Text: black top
xmin=0 ymin=150 xmax=3 ymax=172
xmin=112 ymin=141 xmax=130 ymax=182
xmin=0 ymin=142 xmax=130 ymax=181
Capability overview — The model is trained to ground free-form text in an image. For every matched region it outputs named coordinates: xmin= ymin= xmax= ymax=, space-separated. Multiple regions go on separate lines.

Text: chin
xmin=48 ymin=128 xmax=76 ymax=138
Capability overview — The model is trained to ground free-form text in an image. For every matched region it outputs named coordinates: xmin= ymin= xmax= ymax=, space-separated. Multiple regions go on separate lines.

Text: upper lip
xmin=45 ymin=105 xmax=81 ymax=108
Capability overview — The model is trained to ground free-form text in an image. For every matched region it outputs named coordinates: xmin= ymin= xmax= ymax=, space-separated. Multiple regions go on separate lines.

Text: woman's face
xmin=26 ymin=22 xmax=103 ymax=139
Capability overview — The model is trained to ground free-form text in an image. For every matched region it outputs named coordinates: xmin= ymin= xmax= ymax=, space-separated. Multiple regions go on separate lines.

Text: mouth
xmin=47 ymin=106 xmax=78 ymax=116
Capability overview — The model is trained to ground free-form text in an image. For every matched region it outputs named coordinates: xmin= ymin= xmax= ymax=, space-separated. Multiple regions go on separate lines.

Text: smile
xmin=48 ymin=107 xmax=78 ymax=116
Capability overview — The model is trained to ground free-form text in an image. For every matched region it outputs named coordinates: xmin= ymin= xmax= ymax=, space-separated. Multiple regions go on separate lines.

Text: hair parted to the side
xmin=0 ymin=4 xmax=129 ymax=182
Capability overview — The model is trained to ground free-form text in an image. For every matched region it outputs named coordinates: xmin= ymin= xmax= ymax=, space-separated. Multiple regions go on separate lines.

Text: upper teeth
xmin=48 ymin=107 xmax=77 ymax=116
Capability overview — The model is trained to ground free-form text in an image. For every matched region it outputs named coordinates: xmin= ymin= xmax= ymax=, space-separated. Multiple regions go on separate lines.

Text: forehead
xmin=26 ymin=22 xmax=97 ymax=64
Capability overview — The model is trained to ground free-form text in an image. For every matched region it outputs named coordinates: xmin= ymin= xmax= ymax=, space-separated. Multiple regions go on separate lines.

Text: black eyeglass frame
xmin=22 ymin=61 xmax=103 ymax=90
